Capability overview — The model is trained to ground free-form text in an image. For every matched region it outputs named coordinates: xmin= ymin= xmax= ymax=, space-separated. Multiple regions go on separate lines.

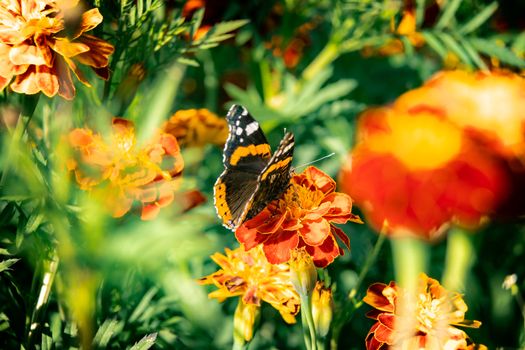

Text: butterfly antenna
xmin=293 ymin=152 xmax=336 ymax=170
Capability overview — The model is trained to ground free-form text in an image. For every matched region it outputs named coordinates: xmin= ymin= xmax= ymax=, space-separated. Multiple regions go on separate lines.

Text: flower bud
xmin=311 ymin=281 xmax=333 ymax=338
xmin=289 ymin=248 xmax=317 ymax=297
xmin=233 ymin=300 xmax=260 ymax=342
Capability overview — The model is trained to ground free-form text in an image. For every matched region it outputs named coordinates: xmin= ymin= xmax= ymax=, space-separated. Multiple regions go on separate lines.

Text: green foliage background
xmin=1 ymin=0 xmax=525 ymax=349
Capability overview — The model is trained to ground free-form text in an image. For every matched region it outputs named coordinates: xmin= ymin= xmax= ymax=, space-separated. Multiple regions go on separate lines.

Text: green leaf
xmin=0 ymin=203 xmax=16 ymax=225
xmin=93 ymin=319 xmax=123 ymax=347
xmin=422 ymin=31 xmax=448 ymax=59
xmin=470 ymin=38 xmax=525 ymax=68
xmin=459 ymin=2 xmax=498 ymax=34
xmin=25 ymin=212 xmax=44 ymax=234
xmin=129 ymin=288 xmax=158 ymax=323
xmin=129 ymin=333 xmax=157 ymax=350
xmin=177 ymin=57 xmax=200 ymax=67
xmin=436 ymin=0 xmax=463 ymax=29
xmin=0 ymin=258 xmax=19 ymax=273
xmin=461 ymin=40 xmax=488 ymax=70
xmin=436 ymin=32 xmax=473 ymax=66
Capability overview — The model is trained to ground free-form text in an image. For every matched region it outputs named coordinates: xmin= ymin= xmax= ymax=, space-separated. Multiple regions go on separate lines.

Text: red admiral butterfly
xmin=214 ymin=105 xmax=294 ymax=230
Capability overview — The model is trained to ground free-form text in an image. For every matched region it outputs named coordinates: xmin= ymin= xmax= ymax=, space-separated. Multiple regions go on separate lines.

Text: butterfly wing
xmin=214 ymin=105 xmax=272 ymax=229
xmin=246 ymin=132 xmax=295 ymax=220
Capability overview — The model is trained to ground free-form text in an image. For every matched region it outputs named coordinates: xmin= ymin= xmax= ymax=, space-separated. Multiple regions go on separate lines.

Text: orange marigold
xmin=0 ymin=0 xmax=114 ymax=99
xmin=236 ymin=166 xmax=362 ymax=268
xmin=363 ymin=274 xmax=484 ymax=350
xmin=67 ymin=118 xmax=184 ymax=220
xmin=198 ymin=244 xmax=300 ymax=325
xmin=162 ymin=108 xmax=228 ymax=147
xmin=339 ymin=101 xmax=510 ymax=240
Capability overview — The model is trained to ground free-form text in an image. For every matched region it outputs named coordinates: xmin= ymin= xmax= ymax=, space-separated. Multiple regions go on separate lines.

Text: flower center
xmin=279 ymin=182 xmax=324 ymax=217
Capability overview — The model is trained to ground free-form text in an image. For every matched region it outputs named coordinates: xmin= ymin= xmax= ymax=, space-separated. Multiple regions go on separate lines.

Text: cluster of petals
xmin=236 ymin=166 xmax=361 ymax=268
xmin=363 ymin=273 xmax=484 ymax=350
xmin=339 ymin=70 xmax=523 ymax=239
xmin=0 ymin=0 xmax=114 ymax=99
xmin=198 ymin=244 xmax=300 ymax=324
xmin=67 ymin=118 xmax=184 ymax=220
xmin=162 ymin=108 xmax=228 ymax=148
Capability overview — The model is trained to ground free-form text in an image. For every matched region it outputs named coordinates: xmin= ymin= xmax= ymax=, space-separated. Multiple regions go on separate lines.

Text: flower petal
xmin=304 ymin=234 xmax=339 ymax=267
xmin=331 ymin=225 xmax=350 ymax=250
xmin=74 ymin=8 xmax=103 ymax=38
xmin=262 ymin=230 xmax=299 ymax=264
xmin=363 ymin=283 xmax=395 ymax=313
xmin=52 ymin=37 xmax=90 ymax=58
xmin=75 ymin=34 xmax=114 ymax=68
xmin=235 ymin=224 xmax=268 ymax=250
xmin=304 ymin=166 xmax=336 ymax=194
xmin=300 ymin=218 xmax=330 ymax=246
xmin=9 ymin=43 xmax=47 ymax=65
xmin=322 ymin=192 xmax=354 ymax=223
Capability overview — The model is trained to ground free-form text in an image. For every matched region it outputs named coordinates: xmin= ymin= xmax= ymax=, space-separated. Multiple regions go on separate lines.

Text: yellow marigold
xmin=0 ymin=0 xmax=114 ymax=99
xmin=198 ymin=245 xmax=300 ymax=325
xmin=162 ymin=109 xmax=228 ymax=148
xmin=363 ymin=273 xmax=484 ymax=350
xmin=67 ymin=118 xmax=184 ymax=220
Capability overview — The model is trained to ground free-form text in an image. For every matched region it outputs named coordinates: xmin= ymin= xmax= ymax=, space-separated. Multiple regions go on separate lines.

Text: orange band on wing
xmin=214 ymin=180 xmax=232 ymax=222
xmin=261 ymin=157 xmax=292 ymax=180
xmin=230 ymin=144 xmax=271 ymax=166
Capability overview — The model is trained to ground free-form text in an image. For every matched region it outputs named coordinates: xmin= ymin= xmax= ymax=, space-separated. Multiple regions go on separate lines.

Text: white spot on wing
xmin=236 ymin=127 xmax=243 ymax=136
xmin=245 ymin=121 xmax=259 ymax=136
xmin=241 ymin=108 xmax=248 ymax=116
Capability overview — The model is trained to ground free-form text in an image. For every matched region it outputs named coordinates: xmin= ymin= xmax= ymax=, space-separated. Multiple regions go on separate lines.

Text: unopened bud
xmin=289 ymin=248 xmax=317 ymax=297
xmin=233 ymin=300 xmax=260 ymax=342
xmin=311 ymin=281 xmax=333 ymax=338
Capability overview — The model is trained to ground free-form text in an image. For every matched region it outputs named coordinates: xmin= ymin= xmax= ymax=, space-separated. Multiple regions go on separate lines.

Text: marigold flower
xmin=363 ymin=274 xmax=483 ymax=350
xmin=395 ymin=70 xmax=525 ymax=159
xmin=67 ymin=118 xmax=184 ymax=220
xmin=162 ymin=109 xmax=228 ymax=148
xmin=198 ymin=245 xmax=300 ymax=326
xmin=339 ymin=101 xmax=510 ymax=239
xmin=0 ymin=0 xmax=114 ymax=99
xmin=236 ymin=166 xmax=362 ymax=267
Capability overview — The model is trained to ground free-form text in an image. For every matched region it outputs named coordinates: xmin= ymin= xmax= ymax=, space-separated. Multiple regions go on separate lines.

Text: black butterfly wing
xmin=246 ymin=132 xmax=295 ymax=220
xmin=214 ymin=105 xmax=273 ymax=229
xmin=221 ymin=104 xmax=271 ymax=171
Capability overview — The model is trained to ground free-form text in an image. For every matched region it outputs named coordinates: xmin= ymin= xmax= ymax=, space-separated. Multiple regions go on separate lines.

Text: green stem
xmin=442 ymin=227 xmax=475 ymax=292
xmin=301 ymin=309 xmax=312 ymax=350
xmin=390 ymin=235 xmax=429 ymax=288
xmin=301 ymin=294 xmax=317 ymax=350
xmin=302 ymin=41 xmax=340 ymax=82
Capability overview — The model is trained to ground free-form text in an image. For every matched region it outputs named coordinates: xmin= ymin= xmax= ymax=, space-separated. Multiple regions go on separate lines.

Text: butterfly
xmin=214 ymin=105 xmax=294 ymax=230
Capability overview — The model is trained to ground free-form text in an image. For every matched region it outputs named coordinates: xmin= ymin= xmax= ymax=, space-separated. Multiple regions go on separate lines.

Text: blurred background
xmin=1 ymin=0 xmax=525 ymax=349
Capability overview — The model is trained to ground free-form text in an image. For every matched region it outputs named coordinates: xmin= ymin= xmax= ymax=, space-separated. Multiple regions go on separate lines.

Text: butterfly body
xmin=214 ymin=105 xmax=294 ymax=230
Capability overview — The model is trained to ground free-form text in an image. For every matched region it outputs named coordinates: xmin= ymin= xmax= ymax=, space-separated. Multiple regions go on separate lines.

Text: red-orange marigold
xmin=339 ymin=103 xmax=510 ymax=239
xmin=363 ymin=274 xmax=484 ymax=350
xmin=236 ymin=166 xmax=361 ymax=267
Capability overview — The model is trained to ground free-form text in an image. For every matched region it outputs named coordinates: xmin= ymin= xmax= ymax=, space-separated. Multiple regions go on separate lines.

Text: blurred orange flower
xmin=394 ymin=71 xmax=525 ymax=219
xmin=0 ymin=0 xmax=114 ymax=99
xmin=395 ymin=71 xmax=525 ymax=159
xmin=339 ymin=72 xmax=513 ymax=239
xmin=363 ymin=274 xmax=483 ymax=350
xmin=236 ymin=166 xmax=361 ymax=267
xmin=198 ymin=245 xmax=300 ymax=327
xmin=67 ymin=118 xmax=184 ymax=220
xmin=162 ymin=109 xmax=228 ymax=148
